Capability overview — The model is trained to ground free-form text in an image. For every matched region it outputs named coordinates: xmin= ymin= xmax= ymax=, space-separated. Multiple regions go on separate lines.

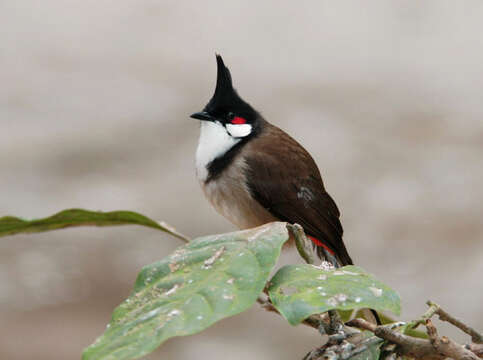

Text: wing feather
xmin=244 ymin=124 xmax=353 ymax=265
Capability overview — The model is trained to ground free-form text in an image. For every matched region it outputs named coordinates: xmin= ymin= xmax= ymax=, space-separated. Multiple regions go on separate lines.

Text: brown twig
xmin=427 ymin=301 xmax=483 ymax=344
xmin=347 ymin=318 xmax=482 ymax=360
xmin=303 ymin=332 xmax=383 ymax=360
xmin=409 ymin=301 xmax=440 ymax=329
xmin=466 ymin=343 xmax=483 ymax=357
xmin=426 ymin=319 xmax=479 ymax=360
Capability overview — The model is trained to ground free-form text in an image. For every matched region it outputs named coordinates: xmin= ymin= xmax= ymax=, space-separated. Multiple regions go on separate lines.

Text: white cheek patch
xmin=226 ymin=123 xmax=252 ymax=138
xmin=196 ymin=121 xmax=241 ymax=181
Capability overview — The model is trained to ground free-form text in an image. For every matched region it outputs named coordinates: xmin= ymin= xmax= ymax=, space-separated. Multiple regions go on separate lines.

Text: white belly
xmin=200 ymin=157 xmax=277 ymax=229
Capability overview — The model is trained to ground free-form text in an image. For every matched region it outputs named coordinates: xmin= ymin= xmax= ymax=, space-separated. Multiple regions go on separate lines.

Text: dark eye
xmin=226 ymin=112 xmax=235 ymax=120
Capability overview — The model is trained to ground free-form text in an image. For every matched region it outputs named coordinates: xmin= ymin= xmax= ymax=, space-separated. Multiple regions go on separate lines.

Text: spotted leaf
xmin=83 ymin=222 xmax=288 ymax=360
xmin=268 ymin=265 xmax=400 ymax=325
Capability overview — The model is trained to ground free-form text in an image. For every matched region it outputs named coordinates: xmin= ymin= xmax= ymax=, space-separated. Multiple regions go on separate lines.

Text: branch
xmin=427 ymin=301 xmax=483 ymax=344
xmin=347 ymin=318 xmax=434 ymax=358
xmin=303 ymin=331 xmax=384 ymax=360
xmin=347 ymin=318 xmax=482 ymax=360
xmin=426 ymin=319 xmax=480 ymax=360
xmin=409 ymin=301 xmax=440 ymax=329
xmin=467 ymin=344 xmax=483 ymax=358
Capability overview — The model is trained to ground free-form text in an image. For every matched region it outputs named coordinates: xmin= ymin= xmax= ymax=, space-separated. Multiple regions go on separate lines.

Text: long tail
xmin=308 ymin=235 xmax=353 ymax=266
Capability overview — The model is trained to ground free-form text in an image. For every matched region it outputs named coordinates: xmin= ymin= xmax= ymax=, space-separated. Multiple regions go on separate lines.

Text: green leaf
xmin=402 ymin=325 xmax=429 ymax=339
xmin=377 ymin=311 xmax=398 ymax=325
xmin=0 ymin=208 xmax=189 ymax=242
xmin=338 ymin=309 xmax=356 ymax=322
xmin=268 ymin=265 xmax=401 ymax=325
xmin=83 ymin=222 xmax=289 ymax=360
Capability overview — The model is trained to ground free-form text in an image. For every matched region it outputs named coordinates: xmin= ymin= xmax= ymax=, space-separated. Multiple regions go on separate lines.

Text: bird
xmin=190 ymin=54 xmax=353 ymax=266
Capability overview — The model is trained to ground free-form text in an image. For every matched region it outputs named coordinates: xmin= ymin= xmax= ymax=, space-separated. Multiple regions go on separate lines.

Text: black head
xmin=191 ymin=55 xmax=259 ymax=131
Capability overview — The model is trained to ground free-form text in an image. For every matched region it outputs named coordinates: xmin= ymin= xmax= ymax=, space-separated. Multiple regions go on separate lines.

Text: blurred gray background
xmin=1 ymin=1 xmax=482 ymax=359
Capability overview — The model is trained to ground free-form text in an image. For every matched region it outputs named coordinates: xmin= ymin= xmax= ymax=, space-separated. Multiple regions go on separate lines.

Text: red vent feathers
xmin=308 ymin=236 xmax=335 ymax=255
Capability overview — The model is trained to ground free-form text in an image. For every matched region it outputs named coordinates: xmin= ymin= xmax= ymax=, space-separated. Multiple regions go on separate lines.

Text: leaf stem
xmin=288 ymin=223 xmax=315 ymax=264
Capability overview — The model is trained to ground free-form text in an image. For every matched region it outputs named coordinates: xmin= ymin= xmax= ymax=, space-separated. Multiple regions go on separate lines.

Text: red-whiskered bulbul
xmin=190 ymin=58 xmax=382 ymax=324
xmin=190 ymin=55 xmax=353 ymax=266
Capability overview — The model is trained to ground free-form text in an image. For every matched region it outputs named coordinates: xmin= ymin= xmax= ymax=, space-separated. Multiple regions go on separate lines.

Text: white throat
xmin=196 ymin=121 xmax=240 ymax=181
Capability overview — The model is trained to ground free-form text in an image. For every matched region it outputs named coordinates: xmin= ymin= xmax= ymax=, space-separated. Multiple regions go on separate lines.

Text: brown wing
xmin=244 ymin=123 xmax=353 ymax=265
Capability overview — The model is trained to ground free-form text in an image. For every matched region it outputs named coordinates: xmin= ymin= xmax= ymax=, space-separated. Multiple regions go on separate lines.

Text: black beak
xmin=190 ymin=111 xmax=215 ymax=121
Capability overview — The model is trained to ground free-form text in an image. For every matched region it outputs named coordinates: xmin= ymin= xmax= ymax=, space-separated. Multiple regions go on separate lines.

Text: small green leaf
xmin=83 ymin=222 xmax=288 ymax=360
xmin=0 ymin=208 xmax=189 ymax=242
xmin=338 ymin=309 xmax=356 ymax=322
xmin=268 ymin=265 xmax=401 ymax=325
xmin=402 ymin=325 xmax=429 ymax=339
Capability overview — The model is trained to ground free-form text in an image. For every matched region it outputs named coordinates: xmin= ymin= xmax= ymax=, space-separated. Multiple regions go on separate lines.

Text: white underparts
xmin=196 ymin=121 xmax=240 ymax=181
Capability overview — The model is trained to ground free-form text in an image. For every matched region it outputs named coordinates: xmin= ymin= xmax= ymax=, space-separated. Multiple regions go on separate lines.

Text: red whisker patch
xmin=231 ymin=116 xmax=247 ymax=124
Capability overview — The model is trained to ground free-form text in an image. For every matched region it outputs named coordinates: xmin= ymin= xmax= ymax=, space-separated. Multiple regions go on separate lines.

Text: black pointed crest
xmin=214 ymin=54 xmax=234 ymax=98
xmin=203 ymin=54 xmax=257 ymax=121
